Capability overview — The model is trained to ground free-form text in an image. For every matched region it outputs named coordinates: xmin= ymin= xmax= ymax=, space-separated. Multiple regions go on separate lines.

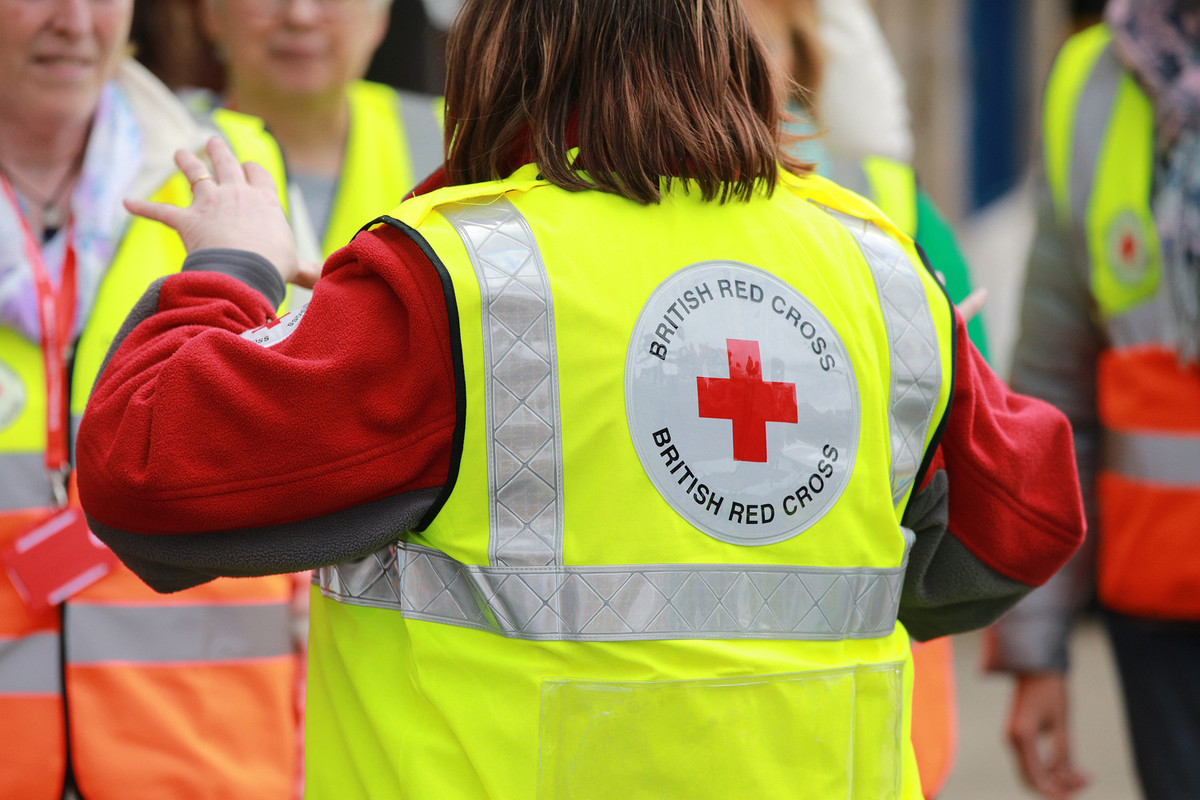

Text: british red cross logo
xmin=697 ymin=338 xmax=798 ymax=462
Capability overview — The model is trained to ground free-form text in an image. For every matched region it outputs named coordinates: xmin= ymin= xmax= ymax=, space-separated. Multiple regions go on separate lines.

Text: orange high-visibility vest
xmin=0 ymin=111 xmax=302 ymax=800
xmin=1044 ymin=25 xmax=1200 ymax=619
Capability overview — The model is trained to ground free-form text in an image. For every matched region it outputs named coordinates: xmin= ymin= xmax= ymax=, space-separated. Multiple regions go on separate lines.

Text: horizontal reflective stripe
xmin=0 ymin=633 xmax=61 ymax=695
xmin=65 ymin=602 xmax=293 ymax=665
xmin=0 ymin=452 xmax=53 ymax=510
xmin=1105 ymin=430 xmax=1200 ymax=486
xmin=316 ymin=543 xmax=905 ymax=641
xmin=1107 ymin=293 xmax=1171 ymax=349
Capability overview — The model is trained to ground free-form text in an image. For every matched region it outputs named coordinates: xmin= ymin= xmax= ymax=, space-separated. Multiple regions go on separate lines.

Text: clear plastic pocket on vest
xmin=537 ymin=662 xmax=903 ymax=799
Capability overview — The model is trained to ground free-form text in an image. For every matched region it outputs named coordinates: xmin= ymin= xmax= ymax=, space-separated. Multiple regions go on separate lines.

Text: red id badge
xmin=2 ymin=506 xmax=119 ymax=610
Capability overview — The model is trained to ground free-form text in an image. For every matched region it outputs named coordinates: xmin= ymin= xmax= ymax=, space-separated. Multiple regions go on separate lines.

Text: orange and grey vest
xmin=306 ymin=165 xmax=954 ymax=799
xmin=0 ymin=112 xmax=301 ymax=800
xmin=1045 ymin=24 xmax=1200 ymax=619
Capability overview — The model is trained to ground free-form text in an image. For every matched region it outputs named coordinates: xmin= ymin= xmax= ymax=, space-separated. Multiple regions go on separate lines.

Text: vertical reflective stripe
xmin=395 ymin=90 xmax=444 ymax=178
xmin=70 ymin=413 xmax=82 ymax=457
xmin=825 ymin=210 xmax=941 ymax=504
xmin=442 ymin=199 xmax=565 ymax=568
xmin=0 ymin=633 xmax=61 ymax=694
xmin=1069 ymin=43 xmax=1121 ymax=228
xmin=1104 ymin=429 xmax=1200 ymax=486
xmin=0 ymin=452 xmax=52 ymax=510
xmin=64 ymin=603 xmax=293 ymax=664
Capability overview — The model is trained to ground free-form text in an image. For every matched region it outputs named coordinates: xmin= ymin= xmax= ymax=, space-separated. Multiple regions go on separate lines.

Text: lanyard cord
xmin=1 ymin=176 xmax=78 ymax=508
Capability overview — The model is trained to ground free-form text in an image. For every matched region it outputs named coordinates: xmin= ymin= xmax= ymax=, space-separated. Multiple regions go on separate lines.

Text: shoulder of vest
xmin=860 ymin=156 xmax=918 ymax=238
xmin=1044 ymin=23 xmax=1120 ymax=221
xmin=349 ymin=81 xmax=444 ymax=131
xmin=384 ymin=164 xmax=549 ymax=228
xmin=786 ymin=171 xmax=910 ymax=243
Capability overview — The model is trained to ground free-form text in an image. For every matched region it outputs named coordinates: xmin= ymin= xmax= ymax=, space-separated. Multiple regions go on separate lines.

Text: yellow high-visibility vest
xmin=307 ymin=164 xmax=954 ymax=799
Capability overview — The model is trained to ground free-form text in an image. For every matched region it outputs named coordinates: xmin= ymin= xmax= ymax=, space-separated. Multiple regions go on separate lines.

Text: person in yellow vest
xmin=989 ymin=2 xmax=1200 ymax=799
xmin=194 ymin=0 xmax=443 ymax=266
xmin=0 ymin=1 xmax=304 ymax=798
xmin=75 ymin=0 xmax=1085 ymax=797
xmin=743 ymin=1 xmax=989 ymax=794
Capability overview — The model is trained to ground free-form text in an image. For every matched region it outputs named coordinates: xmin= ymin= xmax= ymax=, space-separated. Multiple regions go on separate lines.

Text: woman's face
xmin=0 ymin=0 xmax=134 ymax=130
xmin=203 ymin=0 xmax=389 ymax=102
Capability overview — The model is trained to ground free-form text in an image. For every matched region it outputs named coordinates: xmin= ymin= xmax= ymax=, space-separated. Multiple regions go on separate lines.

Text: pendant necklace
xmin=0 ymin=151 xmax=84 ymax=235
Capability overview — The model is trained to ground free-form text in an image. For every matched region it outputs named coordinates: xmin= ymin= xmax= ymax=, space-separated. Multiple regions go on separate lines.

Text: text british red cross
xmin=697 ymin=339 xmax=798 ymax=462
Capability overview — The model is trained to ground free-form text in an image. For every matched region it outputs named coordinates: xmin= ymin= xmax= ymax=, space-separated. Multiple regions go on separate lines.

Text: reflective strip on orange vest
xmin=0 ymin=452 xmax=53 ymax=510
xmin=1105 ymin=429 xmax=1200 ymax=486
xmin=65 ymin=602 xmax=294 ymax=665
xmin=0 ymin=632 xmax=60 ymax=694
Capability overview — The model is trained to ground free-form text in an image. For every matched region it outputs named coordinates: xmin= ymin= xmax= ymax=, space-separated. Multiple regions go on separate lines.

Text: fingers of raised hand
xmin=207 ymin=136 xmax=245 ymax=185
xmin=243 ymin=160 xmax=279 ymax=194
xmin=174 ymin=149 xmax=215 ymax=195
xmin=125 ymin=196 xmax=187 ymax=229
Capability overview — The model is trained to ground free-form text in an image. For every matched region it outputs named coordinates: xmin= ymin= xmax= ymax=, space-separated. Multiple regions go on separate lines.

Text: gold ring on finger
xmin=190 ymin=173 xmax=214 ymax=189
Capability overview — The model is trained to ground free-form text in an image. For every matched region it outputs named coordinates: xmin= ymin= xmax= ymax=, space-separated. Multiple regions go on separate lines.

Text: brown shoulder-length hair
xmin=443 ymin=0 xmax=808 ymax=204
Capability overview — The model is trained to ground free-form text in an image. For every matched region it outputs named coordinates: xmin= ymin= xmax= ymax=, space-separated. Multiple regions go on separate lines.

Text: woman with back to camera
xmin=76 ymin=0 xmax=1086 ymax=797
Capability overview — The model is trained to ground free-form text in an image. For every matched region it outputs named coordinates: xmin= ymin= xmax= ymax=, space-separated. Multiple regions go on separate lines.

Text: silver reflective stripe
xmin=1069 ymin=42 xmax=1121 ymax=227
xmin=70 ymin=413 xmax=82 ymax=458
xmin=442 ymin=199 xmax=564 ymax=568
xmin=317 ymin=542 xmax=903 ymax=641
xmin=1105 ymin=429 xmax=1200 ymax=487
xmin=826 ymin=210 xmax=941 ymax=504
xmin=65 ymin=603 xmax=292 ymax=665
xmin=0 ymin=451 xmax=52 ymax=510
xmin=0 ymin=633 xmax=61 ymax=694
xmin=1108 ymin=294 xmax=1171 ymax=348
xmin=396 ymin=90 xmax=443 ymax=177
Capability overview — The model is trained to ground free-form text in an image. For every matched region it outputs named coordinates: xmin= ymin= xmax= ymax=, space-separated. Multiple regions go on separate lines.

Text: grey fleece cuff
xmin=183 ymin=248 xmax=286 ymax=308
xmin=985 ymin=613 xmax=1073 ymax=672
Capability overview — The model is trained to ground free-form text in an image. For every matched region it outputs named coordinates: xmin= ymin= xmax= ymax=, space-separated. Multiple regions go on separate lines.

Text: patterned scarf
xmin=1108 ymin=0 xmax=1200 ymax=363
xmin=0 ymin=82 xmax=143 ymax=343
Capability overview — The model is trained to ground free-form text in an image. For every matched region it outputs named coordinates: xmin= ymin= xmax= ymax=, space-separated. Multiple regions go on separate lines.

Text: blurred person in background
xmin=990 ymin=2 xmax=1200 ymax=799
xmin=743 ymin=0 xmax=991 ymax=793
xmin=0 ymin=0 xmax=303 ymax=798
xmin=130 ymin=0 xmax=223 ymax=93
xmin=195 ymin=0 xmax=442 ymax=270
xmin=74 ymin=0 xmax=1084 ymax=797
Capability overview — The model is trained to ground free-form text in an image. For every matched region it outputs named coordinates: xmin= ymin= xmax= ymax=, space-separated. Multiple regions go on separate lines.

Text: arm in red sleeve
xmin=898 ymin=311 xmax=1086 ymax=640
xmin=76 ymin=225 xmax=459 ymax=592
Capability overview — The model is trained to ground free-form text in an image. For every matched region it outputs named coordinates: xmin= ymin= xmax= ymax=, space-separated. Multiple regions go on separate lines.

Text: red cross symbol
xmin=697 ymin=339 xmax=798 ymax=462
xmin=1119 ymin=232 xmax=1138 ymax=263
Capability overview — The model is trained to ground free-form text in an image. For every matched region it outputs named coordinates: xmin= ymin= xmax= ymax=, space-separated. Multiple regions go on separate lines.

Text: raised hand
xmin=125 ymin=137 xmax=302 ymax=286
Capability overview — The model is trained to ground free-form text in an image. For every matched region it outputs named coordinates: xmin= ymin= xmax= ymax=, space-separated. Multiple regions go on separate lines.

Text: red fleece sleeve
xmin=939 ymin=312 xmax=1086 ymax=587
xmin=77 ymin=226 xmax=457 ymax=535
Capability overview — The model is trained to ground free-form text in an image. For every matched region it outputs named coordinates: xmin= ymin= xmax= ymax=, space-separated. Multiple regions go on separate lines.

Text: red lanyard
xmin=1 ymin=177 xmax=77 ymax=508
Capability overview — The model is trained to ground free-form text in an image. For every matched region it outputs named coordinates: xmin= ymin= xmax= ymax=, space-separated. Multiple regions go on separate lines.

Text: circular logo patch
xmin=0 ymin=359 xmax=26 ymax=433
xmin=626 ymin=261 xmax=860 ymax=546
xmin=1106 ymin=210 xmax=1150 ymax=286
